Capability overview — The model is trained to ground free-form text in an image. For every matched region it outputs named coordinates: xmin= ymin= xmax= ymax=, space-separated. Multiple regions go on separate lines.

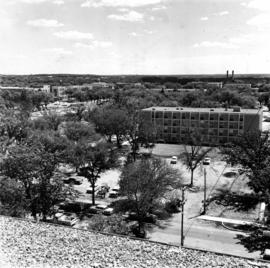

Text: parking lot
xmin=54 ymin=143 xmax=255 ymax=234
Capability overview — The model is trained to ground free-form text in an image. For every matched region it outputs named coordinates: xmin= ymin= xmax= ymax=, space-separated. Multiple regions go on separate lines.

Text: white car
xmin=103 ymin=208 xmax=114 ymax=216
xmin=170 ymin=156 xmax=178 ymax=164
xmin=95 ymin=204 xmax=108 ymax=213
xmin=57 ymin=212 xmax=79 ymax=226
xmin=203 ymin=157 xmax=211 ymax=165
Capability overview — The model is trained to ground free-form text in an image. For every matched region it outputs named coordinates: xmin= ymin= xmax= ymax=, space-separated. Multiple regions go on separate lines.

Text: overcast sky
xmin=0 ymin=0 xmax=269 ymax=75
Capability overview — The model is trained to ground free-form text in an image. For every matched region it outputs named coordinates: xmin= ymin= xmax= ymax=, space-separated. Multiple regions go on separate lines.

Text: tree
xmin=125 ymin=110 xmax=157 ymax=161
xmin=181 ymin=131 xmax=212 ymax=187
xmin=119 ymin=158 xmax=183 ymax=236
xmin=30 ymin=91 xmax=53 ymax=111
xmin=258 ymin=93 xmax=270 ymax=107
xmin=88 ymin=106 xmax=129 ymax=147
xmin=63 ymin=121 xmax=98 ymax=143
xmin=73 ymin=142 xmax=119 ymax=205
xmin=0 ymin=142 xmax=72 ymax=220
xmin=87 ymin=214 xmax=129 ymax=235
xmin=221 ymin=131 xmax=270 ymax=198
xmin=0 ymin=110 xmax=29 ymax=154
xmin=0 ymin=177 xmax=28 ymax=217
xmin=31 ymin=113 xmax=64 ymax=131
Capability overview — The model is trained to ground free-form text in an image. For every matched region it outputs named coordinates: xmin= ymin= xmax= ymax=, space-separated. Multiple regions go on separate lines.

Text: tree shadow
xmin=211 ymin=188 xmax=259 ymax=211
xmin=236 ymin=230 xmax=269 ymax=254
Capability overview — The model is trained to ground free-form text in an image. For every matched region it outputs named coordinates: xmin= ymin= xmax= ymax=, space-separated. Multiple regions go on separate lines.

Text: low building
xmin=51 ymin=86 xmax=67 ymax=98
xmin=187 ymin=82 xmax=223 ymax=89
xmin=223 ymin=83 xmax=252 ymax=89
xmin=142 ymin=106 xmax=263 ymax=145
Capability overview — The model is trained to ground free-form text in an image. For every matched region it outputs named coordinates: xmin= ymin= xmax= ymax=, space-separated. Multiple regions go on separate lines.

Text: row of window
xmin=158 ymin=135 xmax=240 ymax=144
xmin=152 ymin=117 xmax=244 ymax=122
xmin=154 ymin=120 xmax=244 ymax=129
xmin=151 ymin=112 xmax=244 ymax=121
xmin=161 ymin=129 xmax=243 ymax=136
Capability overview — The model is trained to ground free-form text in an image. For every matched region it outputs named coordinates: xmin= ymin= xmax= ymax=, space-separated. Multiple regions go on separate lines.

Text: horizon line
xmin=1 ymin=72 xmax=270 ymax=77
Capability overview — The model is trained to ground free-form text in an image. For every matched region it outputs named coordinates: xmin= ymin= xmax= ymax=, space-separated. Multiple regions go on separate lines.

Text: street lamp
xmin=202 ymin=167 xmax=207 ymax=215
xmin=180 ymin=186 xmax=187 ymax=247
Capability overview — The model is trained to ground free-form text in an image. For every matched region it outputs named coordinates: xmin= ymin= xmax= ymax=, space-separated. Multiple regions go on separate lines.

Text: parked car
xmin=63 ymin=177 xmax=83 ymax=185
xmin=86 ymin=188 xmax=93 ymax=194
xmin=103 ymin=207 xmax=114 ymax=216
xmin=95 ymin=204 xmax=108 ymax=213
xmin=108 ymin=191 xmax=118 ymax=198
xmin=58 ymin=202 xmax=82 ymax=213
xmin=203 ymin=157 xmax=211 ymax=165
xmin=170 ymin=156 xmax=178 ymax=164
xmin=57 ymin=212 xmax=79 ymax=226
xmin=123 ymin=212 xmax=157 ymax=224
xmin=86 ymin=206 xmax=98 ymax=215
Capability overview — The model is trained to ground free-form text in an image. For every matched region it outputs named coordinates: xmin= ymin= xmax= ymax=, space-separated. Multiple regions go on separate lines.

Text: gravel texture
xmin=0 ymin=216 xmax=269 ymax=268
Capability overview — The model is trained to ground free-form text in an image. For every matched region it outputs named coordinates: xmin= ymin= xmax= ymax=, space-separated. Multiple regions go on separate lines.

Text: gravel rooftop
xmin=0 ymin=216 xmax=269 ymax=268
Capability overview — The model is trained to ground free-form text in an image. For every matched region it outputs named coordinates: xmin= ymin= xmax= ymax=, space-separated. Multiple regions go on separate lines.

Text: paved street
xmin=147 ymin=212 xmax=261 ymax=258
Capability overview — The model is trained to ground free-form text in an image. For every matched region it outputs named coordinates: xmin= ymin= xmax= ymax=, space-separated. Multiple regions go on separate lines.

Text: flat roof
xmin=142 ymin=106 xmax=262 ymax=114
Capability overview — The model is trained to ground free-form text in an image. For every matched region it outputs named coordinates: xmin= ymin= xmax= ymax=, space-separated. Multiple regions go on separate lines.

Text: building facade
xmin=142 ymin=107 xmax=262 ymax=145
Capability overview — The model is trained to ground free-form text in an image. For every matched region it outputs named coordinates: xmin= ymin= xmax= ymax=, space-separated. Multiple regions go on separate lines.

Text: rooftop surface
xmin=142 ymin=107 xmax=262 ymax=114
xmin=0 ymin=216 xmax=267 ymax=268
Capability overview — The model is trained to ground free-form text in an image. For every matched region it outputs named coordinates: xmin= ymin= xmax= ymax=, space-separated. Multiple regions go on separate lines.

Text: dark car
xmin=63 ymin=177 xmax=83 ymax=185
xmin=59 ymin=202 xmax=82 ymax=213
xmin=124 ymin=212 xmax=157 ymax=224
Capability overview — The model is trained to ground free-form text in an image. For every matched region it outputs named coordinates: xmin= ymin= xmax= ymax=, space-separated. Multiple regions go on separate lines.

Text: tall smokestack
xmin=232 ymin=70 xmax=234 ymax=80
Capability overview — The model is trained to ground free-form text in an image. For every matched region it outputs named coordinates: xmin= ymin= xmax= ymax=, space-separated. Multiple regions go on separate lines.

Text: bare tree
xmin=181 ymin=131 xmax=212 ymax=187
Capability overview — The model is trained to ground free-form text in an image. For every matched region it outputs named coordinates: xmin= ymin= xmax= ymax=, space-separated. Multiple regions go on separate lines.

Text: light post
xmin=203 ymin=167 xmax=207 ymax=215
xmin=180 ymin=187 xmax=186 ymax=247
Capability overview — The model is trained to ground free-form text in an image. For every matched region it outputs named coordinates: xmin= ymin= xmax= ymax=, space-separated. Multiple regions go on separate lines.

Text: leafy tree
xmin=87 ymin=214 xmax=129 ymax=235
xmin=89 ymin=107 xmax=130 ymax=146
xmin=64 ymin=141 xmax=85 ymax=172
xmin=0 ymin=177 xmax=28 ymax=217
xmin=73 ymin=142 xmax=119 ymax=205
xmin=182 ymin=92 xmax=199 ymax=106
xmin=30 ymin=91 xmax=53 ymax=111
xmin=125 ymin=110 xmax=157 ymax=161
xmin=180 ymin=131 xmax=212 ymax=187
xmin=119 ymin=158 xmax=183 ymax=236
xmin=63 ymin=121 xmax=98 ymax=143
xmin=258 ymin=93 xmax=270 ymax=107
xmin=28 ymin=130 xmax=70 ymax=160
xmin=0 ymin=142 xmax=72 ymax=220
xmin=0 ymin=110 xmax=29 ymax=154
xmin=222 ymin=131 xmax=270 ymax=199
xmin=31 ymin=113 xmax=64 ymax=131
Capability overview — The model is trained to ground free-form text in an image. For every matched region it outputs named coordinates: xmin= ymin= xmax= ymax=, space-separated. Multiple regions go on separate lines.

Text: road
xmin=147 ymin=214 xmax=261 ymax=258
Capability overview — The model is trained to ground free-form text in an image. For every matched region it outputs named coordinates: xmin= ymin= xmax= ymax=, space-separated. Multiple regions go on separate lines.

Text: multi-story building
xmin=142 ymin=106 xmax=263 ymax=145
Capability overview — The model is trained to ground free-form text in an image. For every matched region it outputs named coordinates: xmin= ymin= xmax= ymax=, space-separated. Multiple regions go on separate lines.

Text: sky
xmin=0 ymin=0 xmax=270 ymax=75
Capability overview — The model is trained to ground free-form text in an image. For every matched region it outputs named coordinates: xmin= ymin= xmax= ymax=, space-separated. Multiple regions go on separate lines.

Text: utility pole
xmin=180 ymin=187 xmax=186 ymax=247
xmin=203 ymin=167 xmax=207 ymax=215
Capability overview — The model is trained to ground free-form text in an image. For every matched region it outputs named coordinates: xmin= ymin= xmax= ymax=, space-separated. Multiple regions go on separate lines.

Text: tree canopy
xmin=119 ymin=158 xmax=183 ymax=235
